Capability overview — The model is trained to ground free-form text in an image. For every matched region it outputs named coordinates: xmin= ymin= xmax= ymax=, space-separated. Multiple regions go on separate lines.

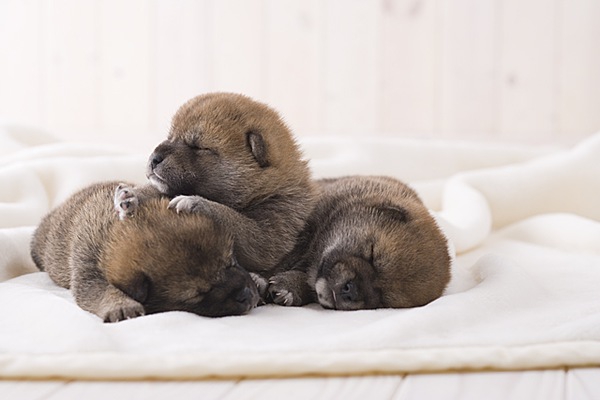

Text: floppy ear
xmin=377 ymin=203 xmax=410 ymax=224
xmin=246 ymin=131 xmax=270 ymax=168
xmin=111 ymin=271 xmax=150 ymax=304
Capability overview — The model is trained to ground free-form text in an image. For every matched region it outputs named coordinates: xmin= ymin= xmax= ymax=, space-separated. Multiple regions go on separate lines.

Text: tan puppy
xmin=146 ymin=93 xmax=316 ymax=276
xmin=30 ymin=182 xmax=259 ymax=322
xmin=268 ymin=176 xmax=452 ymax=310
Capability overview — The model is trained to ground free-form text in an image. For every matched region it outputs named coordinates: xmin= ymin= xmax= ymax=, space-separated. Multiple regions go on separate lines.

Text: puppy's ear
xmin=376 ymin=204 xmax=410 ymax=224
xmin=111 ymin=271 xmax=150 ymax=304
xmin=247 ymin=131 xmax=270 ymax=168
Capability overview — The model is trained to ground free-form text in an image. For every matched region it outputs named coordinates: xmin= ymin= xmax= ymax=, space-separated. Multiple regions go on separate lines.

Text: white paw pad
xmin=168 ymin=195 xmax=199 ymax=214
xmin=114 ymin=184 xmax=138 ymax=220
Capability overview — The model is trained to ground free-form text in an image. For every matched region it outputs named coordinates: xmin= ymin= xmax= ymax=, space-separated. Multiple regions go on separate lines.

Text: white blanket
xmin=0 ymin=126 xmax=599 ymax=379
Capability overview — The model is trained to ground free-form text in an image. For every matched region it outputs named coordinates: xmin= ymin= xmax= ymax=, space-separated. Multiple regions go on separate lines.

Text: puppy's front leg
xmin=169 ymin=195 xmax=275 ymax=273
xmin=71 ymin=263 xmax=145 ymax=322
xmin=67 ymin=185 xmax=146 ymax=323
xmin=267 ymin=270 xmax=316 ymax=306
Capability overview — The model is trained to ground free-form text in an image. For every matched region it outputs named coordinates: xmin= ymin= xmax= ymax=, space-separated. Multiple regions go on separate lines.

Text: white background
xmin=1 ymin=0 xmax=599 ymax=149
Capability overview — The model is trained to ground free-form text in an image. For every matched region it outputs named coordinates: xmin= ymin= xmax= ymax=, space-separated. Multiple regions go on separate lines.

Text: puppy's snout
xmin=235 ymin=285 xmax=259 ymax=313
xmin=236 ymin=286 xmax=253 ymax=304
xmin=340 ymin=281 xmax=358 ymax=303
xmin=150 ymin=153 xmax=164 ymax=170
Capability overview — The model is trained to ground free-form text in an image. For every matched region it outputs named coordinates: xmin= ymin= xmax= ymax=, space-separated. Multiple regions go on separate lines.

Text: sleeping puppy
xmin=30 ymin=182 xmax=259 ymax=322
xmin=146 ymin=92 xmax=316 ymax=276
xmin=268 ymin=176 xmax=452 ymax=310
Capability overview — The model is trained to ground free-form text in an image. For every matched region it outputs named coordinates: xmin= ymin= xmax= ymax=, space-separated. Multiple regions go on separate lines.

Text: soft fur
xmin=30 ymin=182 xmax=259 ymax=322
xmin=145 ymin=92 xmax=317 ymax=275
xmin=268 ymin=176 xmax=452 ymax=310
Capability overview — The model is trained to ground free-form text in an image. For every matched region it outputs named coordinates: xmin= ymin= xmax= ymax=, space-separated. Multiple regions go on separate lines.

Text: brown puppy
xmin=146 ymin=92 xmax=316 ymax=276
xmin=268 ymin=176 xmax=452 ymax=310
xmin=30 ymin=182 xmax=259 ymax=322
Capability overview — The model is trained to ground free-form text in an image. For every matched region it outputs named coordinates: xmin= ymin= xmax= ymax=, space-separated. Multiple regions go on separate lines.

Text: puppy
xmin=268 ymin=176 xmax=452 ymax=310
xmin=146 ymin=92 xmax=316 ymax=275
xmin=30 ymin=182 xmax=259 ymax=322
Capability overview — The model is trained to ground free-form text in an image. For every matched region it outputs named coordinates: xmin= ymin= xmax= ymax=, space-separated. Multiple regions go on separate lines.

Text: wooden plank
xmin=6 ymin=0 xmax=600 ymax=149
xmin=381 ymin=0 xmax=437 ymax=137
xmin=264 ymin=0 xmax=323 ymax=136
xmin=222 ymin=376 xmax=403 ymax=400
xmin=557 ymin=0 xmax=600 ymax=144
xmin=210 ymin=0 xmax=265 ymax=101
xmin=396 ymin=370 xmax=565 ymax=400
xmin=42 ymin=381 xmax=237 ymax=400
xmin=41 ymin=0 xmax=98 ymax=141
xmin=498 ymin=0 xmax=558 ymax=143
xmin=439 ymin=0 xmax=496 ymax=140
xmin=567 ymin=368 xmax=600 ymax=400
xmin=153 ymin=0 xmax=211 ymax=142
xmin=0 ymin=381 xmax=66 ymax=400
xmin=0 ymin=0 xmax=44 ymax=127
xmin=98 ymin=0 xmax=153 ymax=148
xmin=324 ymin=0 xmax=380 ymax=135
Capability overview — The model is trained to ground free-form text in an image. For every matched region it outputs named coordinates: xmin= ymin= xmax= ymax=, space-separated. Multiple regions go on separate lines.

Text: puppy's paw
xmin=269 ymin=285 xmax=296 ymax=306
xmin=98 ymin=296 xmax=145 ymax=323
xmin=249 ymin=272 xmax=269 ymax=305
xmin=268 ymin=273 xmax=302 ymax=307
xmin=168 ymin=195 xmax=207 ymax=214
xmin=267 ymin=270 xmax=313 ymax=307
xmin=114 ymin=183 xmax=139 ymax=220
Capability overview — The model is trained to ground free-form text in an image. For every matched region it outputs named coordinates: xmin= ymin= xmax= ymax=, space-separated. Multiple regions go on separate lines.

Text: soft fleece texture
xmin=0 ymin=125 xmax=599 ymax=379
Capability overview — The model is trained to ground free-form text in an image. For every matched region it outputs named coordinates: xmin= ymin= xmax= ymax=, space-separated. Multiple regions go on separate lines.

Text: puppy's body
xmin=146 ymin=93 xmax=316 ymax=275
xmin=30 ymin=182 xmax=258 ymax=322
xmin=269 ymin=176 xmax=452 ymax=310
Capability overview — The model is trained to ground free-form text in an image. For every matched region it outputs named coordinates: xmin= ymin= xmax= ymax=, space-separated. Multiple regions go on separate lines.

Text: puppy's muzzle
xmin=236 ymin=286 xmax=254 ymax=304
xmin=149 ymin=153 xmax=164 ymax=170
xmin=148 ymin=141 xmax=173 ymax=172
xmin=235 ymin=284 xmax=259 ymax=313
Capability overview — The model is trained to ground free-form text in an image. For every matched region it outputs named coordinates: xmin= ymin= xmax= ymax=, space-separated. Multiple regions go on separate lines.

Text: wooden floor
xmin=2 ymin=369 xmax=599 ymax=400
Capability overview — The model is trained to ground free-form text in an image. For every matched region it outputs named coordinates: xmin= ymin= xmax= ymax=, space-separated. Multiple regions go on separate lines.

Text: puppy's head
xmin=147 ymin=92 xmax=308 ymax=209
xmin=312 ymin=202 xmax=451 ymax=310
xmin=102 ymin=198 xmax=259 ymax=317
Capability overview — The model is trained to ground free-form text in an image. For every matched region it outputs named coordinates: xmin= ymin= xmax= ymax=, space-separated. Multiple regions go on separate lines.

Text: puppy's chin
xmin=148 ymin=174 xmax=170 ymax=195
xmin=315 ymin=278 xmax=336 ymax=309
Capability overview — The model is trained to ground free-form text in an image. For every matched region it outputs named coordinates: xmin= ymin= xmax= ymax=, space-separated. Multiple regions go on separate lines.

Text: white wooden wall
xmin=0 ymin=0 xmax=599 ymax=149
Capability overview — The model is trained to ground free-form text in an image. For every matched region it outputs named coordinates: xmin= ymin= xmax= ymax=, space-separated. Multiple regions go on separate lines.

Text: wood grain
xmin=1 ymin=0 xmax=599 ymax=147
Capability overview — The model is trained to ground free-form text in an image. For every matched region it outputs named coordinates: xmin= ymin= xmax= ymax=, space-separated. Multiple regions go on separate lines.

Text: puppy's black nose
xmin=235 ymin=287 xmax=254 ymax=305
xmin=340 ymin=281 xmax=358 ymax=303
xmin=150 ymin=153 xmax=164 ymax=170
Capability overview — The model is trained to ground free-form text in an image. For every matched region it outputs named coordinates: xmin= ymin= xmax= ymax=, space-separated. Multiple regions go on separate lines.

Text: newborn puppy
xmin=30 ymin=182 xmax=259 ymax=322
xmin=269 ymin=176 xmax=452 ymax=310
xmin=146 ymin=92 xmax=316 ymax=275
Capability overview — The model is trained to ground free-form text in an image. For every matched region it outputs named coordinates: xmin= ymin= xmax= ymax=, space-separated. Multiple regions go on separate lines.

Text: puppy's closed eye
xmin=357 ymin=242 xmax=375 ymax=265
xmin=187 ymin=142 xmax=217 ymax=155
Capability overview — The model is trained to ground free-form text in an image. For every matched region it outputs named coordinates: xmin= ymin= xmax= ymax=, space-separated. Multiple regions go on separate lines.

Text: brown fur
xmin=30 ymin=181 xmax=259 ymax=322
xmin=145 ymin=92 xmax=317 ymax=275
xmin=268 ymin=176 xmax=452 ymax=310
